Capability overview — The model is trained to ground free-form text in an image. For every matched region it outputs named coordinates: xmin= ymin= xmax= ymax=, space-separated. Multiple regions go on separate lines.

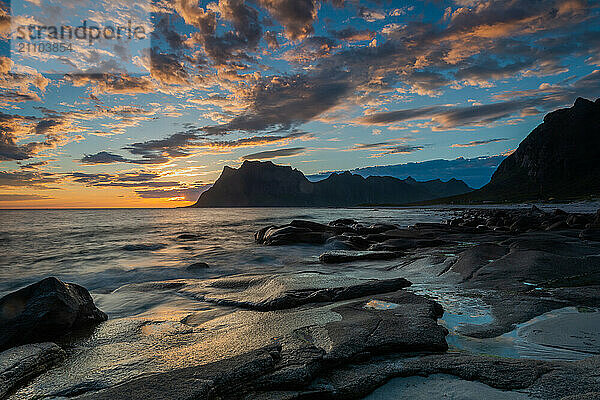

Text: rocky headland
xmin=448 ymin=97 xmax=600 ymax=203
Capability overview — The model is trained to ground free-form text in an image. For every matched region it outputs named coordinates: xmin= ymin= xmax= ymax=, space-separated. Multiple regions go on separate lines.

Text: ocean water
xmin=0 ymin=207 xmax=451 ymax=299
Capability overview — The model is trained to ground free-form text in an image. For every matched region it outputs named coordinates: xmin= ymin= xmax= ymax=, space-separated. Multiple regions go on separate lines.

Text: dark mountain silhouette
xmin=308 ymin=156 xmax=506 ymax=189
xmin=443 ymin=97 xmax=600 ymax=203
xmin=192 ymin=160 xmax=472 ymax=207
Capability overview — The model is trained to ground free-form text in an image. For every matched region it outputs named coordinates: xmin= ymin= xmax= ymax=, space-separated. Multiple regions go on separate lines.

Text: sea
xmin=2 ymin=204 xmax=598 ymax=299
xmin=0 ymin=207 xmax=454 ymax=298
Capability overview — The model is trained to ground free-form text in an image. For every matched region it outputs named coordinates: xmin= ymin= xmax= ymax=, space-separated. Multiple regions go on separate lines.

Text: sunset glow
xmin=1 ymin=0 xmax=599 ymax=208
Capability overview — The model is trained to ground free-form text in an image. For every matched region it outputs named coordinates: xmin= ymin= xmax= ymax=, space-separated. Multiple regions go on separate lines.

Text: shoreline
xmin=2 ymin=206 xmax=600 ymax=399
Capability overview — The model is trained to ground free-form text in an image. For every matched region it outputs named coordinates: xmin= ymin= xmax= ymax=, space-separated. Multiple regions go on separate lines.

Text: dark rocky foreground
xmin=2 ymin=207 xmax=600 ymax=399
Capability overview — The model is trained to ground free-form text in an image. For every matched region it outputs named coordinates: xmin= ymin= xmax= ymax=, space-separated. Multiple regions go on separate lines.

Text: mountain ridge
xmin=192 ymin=160 xmax=473 ymax=207
xmin=307 ymin=156 xmax=507 ymax=189
xmin=431 ymin=97 xmax=600 ymax=203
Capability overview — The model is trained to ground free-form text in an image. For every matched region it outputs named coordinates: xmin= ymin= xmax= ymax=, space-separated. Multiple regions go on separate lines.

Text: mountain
xmin=192 ymin=160 xmax=473 ymax=207
xmin=308 ymin=156 xmax=507 ymax=189
xmin=448 ymin=97 xmax=600 ymax=203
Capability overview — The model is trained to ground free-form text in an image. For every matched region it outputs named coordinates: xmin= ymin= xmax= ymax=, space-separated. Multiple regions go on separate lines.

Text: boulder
xmin=0 ymin=342 xmax=66 ymax=398
xmin=289 ymin=220 xmax=331 ymax=232
xmin=176 ymin=233 xmax=201 ymax=241
xmin=509 ymin=215 xmax=539 ymax=233
xmin=329 ymin=218 xmax=357 ymax=227
xmin=256 ymin=225 xmax=329 ymax=246
xmin=546 ymin=220 xmax=569 ymax=231
xmin=186 ymin=262 xmax=210 ymax=271
xmin=369 ymin=238 xmax=448 ymax=252
xmin=319 ymin=250 xmax=399 ymax=264
xmin=580 ymin=228 xmax=600 ymax=242
xmin=354 ymin=223 xmax=397 ymax=235
xmin=567 ymin=214 xmax=590 ymax=228
xmin=122 ymin=243 xmax=166 ymax=251
xmin=0 ymin=277 xmax=108 ymax=351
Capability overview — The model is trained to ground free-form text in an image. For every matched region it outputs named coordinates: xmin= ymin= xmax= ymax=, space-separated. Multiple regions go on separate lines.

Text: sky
xmin=1 ymin=0 xmax=599 ymax=208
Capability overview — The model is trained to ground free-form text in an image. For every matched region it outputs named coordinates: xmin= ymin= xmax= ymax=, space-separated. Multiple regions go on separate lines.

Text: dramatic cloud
xmin=0 ymin=170 xmax=61 ymax=188
xmin=88 ymin=130 xmax=314 ymax=165
xmin=256 ymin=0 xmax=319 ymax=40
xmin=357 ymin=106 xmax=446 ymax=125
xmin=203 ymin=72 xmax=352 ymax=135
xmin=0 ymin=194 xmax=52 ymax=201
xmin=69 ymin=171 xmax=182 ymax=188
xmin=330 ymin=27 xmax=375 ymax=42
xmin=264 ymin=31 xmax=280 ymax=49
xmin=65 ymin=74 xmax=154 ymax=95
xmin=451 ymin=138 xmax=509 ymax=148
xmin=19 ymin=161 xmax=50 ymax=170
xmin=3 ymin=0 xmax=600 ymax=206
xmin=135 ymin=185 xmax=212 ymax=201
xmin=79 ymin=151 xmax=168 ymax=165
xmin=123 ymin=132 xmax=198 ymax=163
xmin=241 ymin=147 xmax=305 ymax=160
xmin=0 ymin=112 xmax=75 ymax=162
xmin=351 ymin=142 xmax=424 ymax=158
xmin=283 ymin=36 xmax=338 ymax=63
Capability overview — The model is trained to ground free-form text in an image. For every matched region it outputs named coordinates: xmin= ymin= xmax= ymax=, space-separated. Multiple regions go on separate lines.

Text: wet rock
xmin=369 ymin=238 xmax=449 ymax=252
xmin=354 ymin=224 xmax=397 ymax=235
xmin=255 ymin=225 xmax=275 ymax=243
xmin=188 ymin=274 xmax=412 ymax=311
xmin=324 ymin=237 xmax=359 ymax=250
xmin=319 ymin=250 xmax=399 ymax=264
xmin=464 ymin=249 xmax=600 ymax=291
xmin=254 ymin=330 xmax=325 ymax=390
xmin=567 ymin=214 xmax=589 ymax=228
xmin=256 ymin=226 xmax=329 ymax=246
xmin=509 ymin=215 xmax=538 ymax=233
xmin=0 ymin=342 xmax=66 ymax=398
xmin=546 ymin=220 xmax=569 ymax=231
xmin=529 ymin=205 xmax=545 ymax=215
xmin=553 ymin=208 xmax=568 ymax=216
xmin=75 ymin=344 xmax=282 ymax=400
xmin=580 ymin=228 xmax=600 ymax=242
xmin=402 ymin=353 xmax=553 ymax=391
xmin=528 ymin=355 xmax=600 ymax=399
xmin=502 ymin=233 xmax=600 ymax=257
xmin=329 ymin=218 xmax=356 ymax=227
xmin=337 ymin=234 xmax=371 ymax=250
xmin=122 ymin=243 xmax=167 ymax=251
xmin=456 ymin=293 xmax=564 ymax=338
xmin=0 ymin=277 xmax=108 ymax=351
xmin=322 ymin=291 xmax=447 ymax=363
xmin=176 ymin=233 xmax=201 ymax=241
xmin=446 ymin=243 xmax=509 ymax=282
xmin=186 ymin=262 xmax=210 ymax=271
xmin=289 ymin=220 xmax=331 ymax=232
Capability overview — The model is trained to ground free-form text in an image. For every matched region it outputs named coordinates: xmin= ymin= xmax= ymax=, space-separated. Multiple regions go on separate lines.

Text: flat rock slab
xmin=0 ymin=342 xmax=65 ymax=398
xmin=516 ymin=307 xmax=600 ymax=358
xmin=364 ymin=374 xmax=533 ymax=400
xmin=67 ymin=289 xmax=448 ymax=400
xmin=74 ymin=344 xmax=282 ymax=400
xmin=321 ymin=291 xmax=448 ymax=363
xmin=319 ymin=250 xmax=400 ymax=264
xmin=173 ymin=273 xmax=412 ymax=311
